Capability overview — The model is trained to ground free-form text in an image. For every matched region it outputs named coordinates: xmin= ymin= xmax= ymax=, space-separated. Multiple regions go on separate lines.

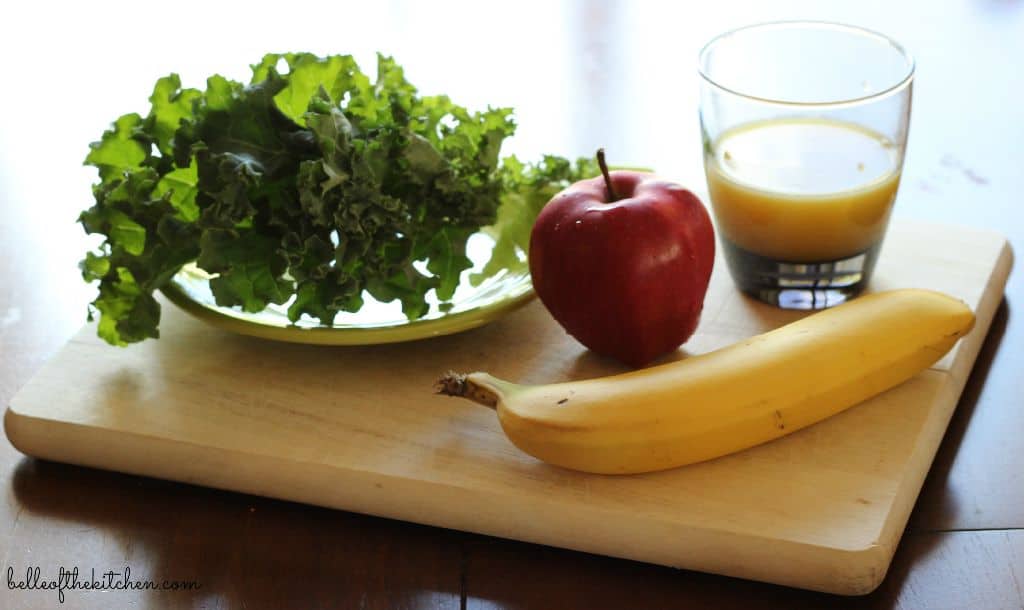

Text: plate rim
xmin=160 ymin=273 xmax=536 ymax=346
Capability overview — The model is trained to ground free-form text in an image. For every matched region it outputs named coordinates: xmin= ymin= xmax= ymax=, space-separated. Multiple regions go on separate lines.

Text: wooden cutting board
xmin=4 ymin=219 xmax=1013 ymax=595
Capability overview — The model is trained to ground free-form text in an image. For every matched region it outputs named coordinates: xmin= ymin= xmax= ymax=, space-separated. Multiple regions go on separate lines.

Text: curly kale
xmin=79 ymin=53 xmax=595 ymax=345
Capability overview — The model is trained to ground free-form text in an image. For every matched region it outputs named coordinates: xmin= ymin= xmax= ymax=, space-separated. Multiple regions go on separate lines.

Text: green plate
xmin=160 ymin=232 xmax=534 ymax=345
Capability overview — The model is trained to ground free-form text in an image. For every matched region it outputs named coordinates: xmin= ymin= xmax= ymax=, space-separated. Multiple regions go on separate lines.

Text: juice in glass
xmin=706 ymin=117 xmax=901 ymax=281
xmin=698 ymin=21 xmax=914 ymax=308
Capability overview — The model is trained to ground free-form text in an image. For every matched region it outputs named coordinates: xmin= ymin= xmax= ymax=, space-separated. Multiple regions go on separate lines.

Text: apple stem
xmin=597 ymin=148 xmax=619 ymax=202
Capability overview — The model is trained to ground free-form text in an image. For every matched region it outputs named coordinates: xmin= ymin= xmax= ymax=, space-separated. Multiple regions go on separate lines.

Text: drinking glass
xmin=698 ymin=21 xmax=914 ymax=309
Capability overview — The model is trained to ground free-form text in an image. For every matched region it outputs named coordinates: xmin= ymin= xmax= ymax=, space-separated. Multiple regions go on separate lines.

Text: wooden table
xmin=2 ymin=1 xmax=1021 ymax=608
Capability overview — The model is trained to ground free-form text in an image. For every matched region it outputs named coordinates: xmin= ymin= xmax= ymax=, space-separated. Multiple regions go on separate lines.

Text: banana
xmin=436 ymin=289 xmax=975 ymax=475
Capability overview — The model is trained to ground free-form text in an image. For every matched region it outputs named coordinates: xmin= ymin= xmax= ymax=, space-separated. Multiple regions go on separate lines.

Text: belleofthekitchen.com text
xmin=7 ymin=565 xmax=201 ymax=604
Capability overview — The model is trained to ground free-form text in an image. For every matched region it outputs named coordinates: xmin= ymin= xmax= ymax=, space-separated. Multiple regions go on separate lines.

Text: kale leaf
xmin=80 ymin=53 xmax=593 ymax=344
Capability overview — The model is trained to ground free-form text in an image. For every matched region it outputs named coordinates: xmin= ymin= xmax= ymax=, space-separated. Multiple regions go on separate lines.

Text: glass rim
xmin=697 ymin=20 xmax=916 ymax=108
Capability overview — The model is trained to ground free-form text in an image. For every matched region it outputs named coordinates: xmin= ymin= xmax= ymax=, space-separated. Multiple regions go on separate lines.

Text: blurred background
xmin=3 ymin=0 xmax=1021 ymax=416
xmin=3 ymin=0 xmax=1020 ymax=215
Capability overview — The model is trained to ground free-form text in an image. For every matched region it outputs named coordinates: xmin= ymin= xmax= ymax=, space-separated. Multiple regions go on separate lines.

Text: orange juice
xmin=705 ymin=117 xmax=901 ymax=262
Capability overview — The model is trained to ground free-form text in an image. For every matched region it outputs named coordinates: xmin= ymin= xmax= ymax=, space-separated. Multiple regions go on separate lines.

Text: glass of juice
xmin=698 ymin=21 xmax=914 ymax=309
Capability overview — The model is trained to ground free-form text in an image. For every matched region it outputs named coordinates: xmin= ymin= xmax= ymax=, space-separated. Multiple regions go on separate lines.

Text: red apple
xmin=529 ymin=150 xmax=715 ymax=367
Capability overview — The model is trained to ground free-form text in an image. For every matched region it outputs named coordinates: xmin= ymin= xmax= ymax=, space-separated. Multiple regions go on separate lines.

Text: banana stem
xmin=435 ymin=371 xmax=500 ymax=409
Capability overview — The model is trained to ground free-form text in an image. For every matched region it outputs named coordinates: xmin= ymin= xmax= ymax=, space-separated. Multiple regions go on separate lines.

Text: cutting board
xmin=5 ymin=219 xmax=1013 ymax=595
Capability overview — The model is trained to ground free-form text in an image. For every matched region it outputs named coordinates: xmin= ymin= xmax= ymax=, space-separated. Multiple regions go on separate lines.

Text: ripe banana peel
xmin=437 ymin=289 xmax=974 ymax=475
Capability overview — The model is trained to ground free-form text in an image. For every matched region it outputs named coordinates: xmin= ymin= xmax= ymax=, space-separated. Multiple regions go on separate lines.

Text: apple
xmin=529 ymin=150 xmax=715 ymax=367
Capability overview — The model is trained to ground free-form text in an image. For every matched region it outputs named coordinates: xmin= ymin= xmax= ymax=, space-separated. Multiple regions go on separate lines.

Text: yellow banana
xmin=437 ymin=289 xmax=974 ymax=475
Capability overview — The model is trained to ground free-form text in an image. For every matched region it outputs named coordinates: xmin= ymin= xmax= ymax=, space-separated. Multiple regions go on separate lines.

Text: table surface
xmin=1 ymin=1 xmax=1021 ymax=608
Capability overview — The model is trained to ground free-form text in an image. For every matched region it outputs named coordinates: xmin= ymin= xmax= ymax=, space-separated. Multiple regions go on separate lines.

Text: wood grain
xmin=463 ymin=529 xmax=1024 ymax=610
xmin=2 ymin=0 xmax=1024 ymax=607
xmin=4 ymin=459 xmax=463 ymax=610
xmin=4 ymin=221 xmax=1011 ymax=595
